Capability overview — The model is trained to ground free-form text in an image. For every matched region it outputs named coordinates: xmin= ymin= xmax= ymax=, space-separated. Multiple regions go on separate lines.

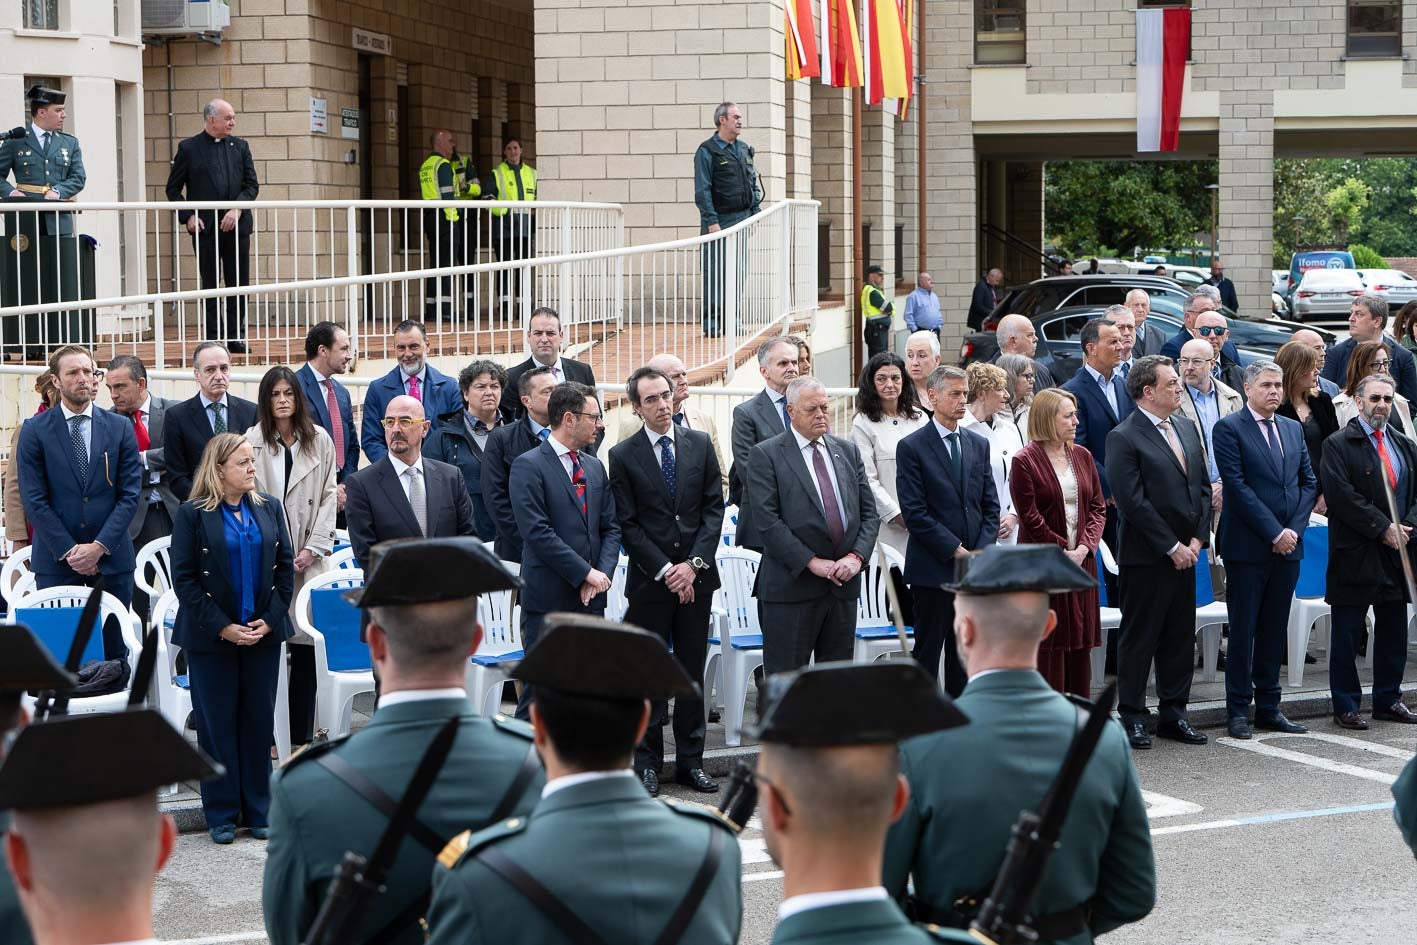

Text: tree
xmin=1350 ymin=243 xmax=1386 ymax=268
xmin=1325 ymin=178 xmax=1371 ymax=244
xmin=1044 ymin=161 xmax=1215 ymax=259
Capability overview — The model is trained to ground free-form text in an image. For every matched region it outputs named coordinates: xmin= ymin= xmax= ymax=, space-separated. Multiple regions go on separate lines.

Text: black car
xmin=980 ymin=274 xmax=1196 ymax=331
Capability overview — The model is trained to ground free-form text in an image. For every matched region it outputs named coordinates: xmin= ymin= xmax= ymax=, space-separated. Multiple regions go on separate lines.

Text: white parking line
xmin=1141 ymin=790 xmax=1203 ymax=819
xmin=162 ymin=934 xmax=268 ymax=945
xmin=1216 ymin=733 xmax=1402 ymax=785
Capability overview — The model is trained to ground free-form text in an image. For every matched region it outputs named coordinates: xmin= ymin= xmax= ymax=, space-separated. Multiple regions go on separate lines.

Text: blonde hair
xmin=188 ymin=432 xmax=265 ymax=513
xmin=965 ymin=362 xmax=1009 ymax=402
xmin=1027 ymin=388 xmax=1078 ymax=444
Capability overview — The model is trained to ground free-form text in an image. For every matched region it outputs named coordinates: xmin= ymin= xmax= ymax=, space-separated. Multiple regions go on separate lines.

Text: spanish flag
xmin=863 ymin=0 xmax=912 ymax=105
xmin=820 ymin=0 xmax=863 ymax=88
xmin=786 ymin=0 xmax=821 ymax=80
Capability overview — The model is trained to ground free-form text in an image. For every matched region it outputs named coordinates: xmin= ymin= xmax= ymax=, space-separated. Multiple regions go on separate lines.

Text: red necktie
xmin=323 ymin=378 xmax=345 ymax=469
xmin=567 ymin=450 xmax=588 ymax=516
xmin=132 ymin=410 xmax=150 ymax=451
xmin=1375 ymin=429 xmax=1398 ymax=489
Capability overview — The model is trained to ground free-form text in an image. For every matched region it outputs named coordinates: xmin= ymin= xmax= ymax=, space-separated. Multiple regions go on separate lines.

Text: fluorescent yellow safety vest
xmin=419 ymin=153 xmax=458 ymax=222
xmin=489 ymin=162 xmax=537 ymax=217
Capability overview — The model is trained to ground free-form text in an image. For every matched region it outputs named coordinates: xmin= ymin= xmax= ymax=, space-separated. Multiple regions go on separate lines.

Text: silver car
xmin=1358 ymin=269 xmax=1417 ymax=309
xmin=1292 ymin=268 xmax=1366 ymax=322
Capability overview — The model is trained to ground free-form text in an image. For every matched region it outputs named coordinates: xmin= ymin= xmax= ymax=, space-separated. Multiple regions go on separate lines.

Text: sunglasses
xmin=1195 ymin=326 xmax=1228 ymax=337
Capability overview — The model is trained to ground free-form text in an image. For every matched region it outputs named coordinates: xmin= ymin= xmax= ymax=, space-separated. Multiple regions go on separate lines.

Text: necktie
xmin=810 ymin=441 xmax=846 ymax=546
xmin=946 ymin=431 xmax=963 ymax=481
xmin=673 ymin=412 xmax=686 ymax=427
xmin=37 ymin=131 xmax=46 ymax=152
xmin=779 ymin=396 xmax=789 ymax=431
xmin=659 ymin=435 xmax=677 ymax=498
xmin=552 ymin=366 xmax=563 ymax=381
xmin=567 ymin=450 xmax=588 ymax=516
xmin=210 ymin=401 xmax=226 ymax=434
xmin=407 ymin=375 xmax=422 ymax=402
xmin=538 ymin=427 xmax=550 ymax=442
xmin=70 ymin=415 xmax=88 ymax=488
xmin=1120 ymin=361 xmax=1131 ymax=380
xmin=1261 ymin=418 xmax=1283 ymax=465
xmin=323 ymin=379 xmax=345 ymax=469
xmin=406 ymin=466 xmax=427 ymax=536
xmin=1158 ymin=419 xmax=1187 ymax=471
xmin=1375 ymin=429 xmax=1398 ymax=489
xmin=132 ymin=410 xmax=150 ymax=451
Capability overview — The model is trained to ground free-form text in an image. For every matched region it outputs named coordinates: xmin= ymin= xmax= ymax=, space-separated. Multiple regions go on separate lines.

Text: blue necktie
xmin=1120 ymin=361 xmax=1131 ymax=380
xmin=1262 ymin=418 xmax=1283 ymax=467
xmin=70 ymin=415 xmax=89 ymax=489
xmin=779 ymin=396 xmax=789 ymax=431
xmin=673 ymin=412 xmax=685 ymax=427
xmin=537 ymin=427 xmax=550 ymax=442
xmin=659 ymin=435 xmax=677 ymax=498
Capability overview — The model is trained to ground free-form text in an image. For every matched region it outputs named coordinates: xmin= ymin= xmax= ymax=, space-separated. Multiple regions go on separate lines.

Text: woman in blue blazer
xmin=171 ymin=432 xmax=294 ymax=845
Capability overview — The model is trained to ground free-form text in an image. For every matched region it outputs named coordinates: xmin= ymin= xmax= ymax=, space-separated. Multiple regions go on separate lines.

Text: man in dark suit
xmin=482 ymin=365 xmax=559 ymax=563
xmin=104 ymin=355 xmax=179 ymax=626
xmin=895 ymin=365 xmax=1000 ymax=694
xmin=1319 ymin=373 xmax=1417 ymax=730
xmin=609 ymin=368 xmax=724 ymax=797
xmin=162 ymin=342 xmax=258 ymax=503
xmin=730 ymin=337 xmax=799 ymax=550
xmin=297 ymin=322 xmax=358 ymax=519
xmin=360 ymin=320 xmax=462 ymax=463
xmin=1126 ymin=289 xmax=1168 ymax=358
xmin=1106 ymin=355 xmax=1212 ymax=749
xmin=18 ymin=346 xmax=142 ymax=658
xmin=164 ymin=99 xmax=260 ymax=353
xmin=1160 ymin=292 xmax=1241 ymax=365
xmin=967 ymin=267 xmax=1002 ymax=330
xmin=499 ymin=306 xmax=598 ymax=422
xmin=1323 ymin=295 xmax=1417 ymax=403
xmin=1207 ymin=257 xmax=1240 ymax=313
xmin=746 ymin=377 xmax=879 ymax=674
xmin=1212 ymin=360 xmax=1317 ymax=739
xmin=509 ymin=382 xmax=620 ymax=719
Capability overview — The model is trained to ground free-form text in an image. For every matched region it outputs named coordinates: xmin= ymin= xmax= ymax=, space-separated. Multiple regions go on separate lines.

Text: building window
xmin=1348 ymin=0 xmax=1402 ymax=57
xmin=976 ymin=0 xmax=1025 ymax=64
xmin=22 ymin=0 xmax=59 ymax=29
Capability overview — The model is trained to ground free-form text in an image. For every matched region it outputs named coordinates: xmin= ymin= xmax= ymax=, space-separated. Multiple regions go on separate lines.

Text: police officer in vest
xmin=418 ymin=129 xmax=463 ymax=322
xmin=862 ymin=264 xmax=895 ymax=358
xmin=0 ymin=85 xmax=85 ymax=237
xmin=425 ymin=615 xmax=743 ymax=944
xmin=261 ymin=537 xmax=544 ymax=945
xmin=694 ymin=101 xmax=760 ymax=338
xmin=450 ymin=146 xmax=481 ymax=306
xmin=483 ymin=136 xmax=537 ymax=316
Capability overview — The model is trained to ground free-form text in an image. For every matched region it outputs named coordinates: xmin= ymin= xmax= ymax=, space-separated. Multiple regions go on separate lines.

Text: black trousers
xmin=912 ymin=586 xmax=967 ymax=697
xmin=1331 ymin=601 xmax=1409 ymax=716
xmin=626 ymin=580 xmax=712 ymax=774
xmin=188 ymin=641 xmax=281 ymax=830
xmin=131 ymin=501 xmax=174 ymax=630
xmin=1223 ymin=558 xmax=1298 ymax=718
xmin=760 ymin=596 xmax=855 ymax=675
xmin=1101 ymin=505 xmax=1121 ymax=671
xmin=492 ymin=216 xmax=534 ymax=309
xmin=193 ymin=228 xmax=250 ymax=343
xmin=286 ymin=642 xmax=317 ymax=743
xmin=423 ymin=215 xmax=460 ymax=307
xmin=700 ymin=211 xmax=750 ymax=336
xmin=1117 ymin=561 xmax=1196 ymax=724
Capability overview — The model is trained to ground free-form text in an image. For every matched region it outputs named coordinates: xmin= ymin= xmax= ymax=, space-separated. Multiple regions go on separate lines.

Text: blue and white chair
xmin=296 ymin=568 xmax=371 ymax=738
xmin=134 ymin=536 xmax=174 ymax=619
xmin=12 ymin=585 xmax=143 ymax=716
xmin=711 ymin=546 xmax=764 ymax=747
xmin=1286 ymin=522 xmax=1331 ymax=687
xmin=466 ymin=591 xmax=523 ymax=716
xmin=1090 ymin=543 xmax=1125 ymax=683
xmin=150 ymin=589 xmax=190 ymax=732
xmin=1194 ymin=550 xmax=1226 ymax=682
xmin=853 ymin=545 xmax=912 ymax=664
xmin=721 ymin=505 xmax=739 ymax=547
xmin=327 ymin=545 xmax=357 ymax=570
xmin=606 ymin=553 xmax=630 ymax=623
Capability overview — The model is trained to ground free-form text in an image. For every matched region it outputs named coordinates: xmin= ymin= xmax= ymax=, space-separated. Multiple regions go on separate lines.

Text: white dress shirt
xmin=791 ymin=427 xmax=846 ymax=533
xmin=375 ymin=687 xmax=466 ymax=709
xmin=778 ymin=887 xmax=889 ymax=923
xmin=387 ymin=453 xmax=426 ymax=501
xmin=548 ymin=431 xmax=582 ymax=480
xmin=643 ymin=420 xmax=675 ymax=456
xmin=541 ymin=769 xmax=636 ymax=800
xmin=60 ymin=401 xmax=94 ymax=460
xmin=1083 ymin=363 xmax=1120 ymax=417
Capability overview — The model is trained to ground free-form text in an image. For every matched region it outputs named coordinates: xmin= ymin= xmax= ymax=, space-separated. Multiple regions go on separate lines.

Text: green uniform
xmin=773 ymin=897 xmax=974 ymax=944
xmin=261 ymin=697 xmax=544 ymax=945
xmin=426 ymin=773 xmax=742 ymax=945
xmin=1395 ymin=750 xmax=1417 ymax=855
xmin=883 ymin=671 xmax=1156 ymax=945
xmin=0 ymin=814 xmax=34 ymax=945
xmin=0 ymin=125 xmax=85 ymax=236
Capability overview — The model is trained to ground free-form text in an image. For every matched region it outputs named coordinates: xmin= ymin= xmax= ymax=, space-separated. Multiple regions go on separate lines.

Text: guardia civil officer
xmin=883 ymin=544 xmax=1156 ymax=944
xmin=755 ymin=662 xmax=974 ymax=945
xmin=694 ymin=101 xmax=760 ymax=337
xmin=0 ymin=708 xmax=219 ymax=945
xmin=261 ymin=536 xmax=544 ymax=945
xmin=0 ymin=85 xmax=85 ymax=235
xmin=425 ymin=616 xmax=743 ymax=945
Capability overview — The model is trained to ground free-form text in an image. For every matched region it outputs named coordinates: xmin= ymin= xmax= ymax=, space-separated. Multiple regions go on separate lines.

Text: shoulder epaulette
xmin=274 ymin=733 xmax=349 ymax=774
xmin=660 ymin=796 xmax=739 ymax=834
xmin=443 ymin=814 xmax=531 ymax=869
xmin=922 ymin=922 xmax=976 ymax=942
xmin=490 ymin=712 xmax=536 ymax=741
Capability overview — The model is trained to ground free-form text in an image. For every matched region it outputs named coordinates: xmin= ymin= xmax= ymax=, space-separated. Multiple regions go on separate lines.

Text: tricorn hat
xmin=750 ymin=662 xmax=968 ymax=746
xmin=945 ymin=544 xmax=1095 ymax=596
xmin=344 ymin=536 xmax=521 ymax=608
xmin=511 ymin=614 xmax=698 ymax=700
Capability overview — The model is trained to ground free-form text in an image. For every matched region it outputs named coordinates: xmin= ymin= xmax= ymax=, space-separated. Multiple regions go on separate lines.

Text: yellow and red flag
xmin=786 ymin=0 xmax=821 ymax=80
xmin=819 ymin=0 xmax=863 ymax=88
xmin=863 ymin=0 xmax=912 ymax=106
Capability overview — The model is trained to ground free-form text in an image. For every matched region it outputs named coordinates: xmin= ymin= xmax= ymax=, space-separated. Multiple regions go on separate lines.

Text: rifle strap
xmin=487 ymin=744 xmax=541 ymax=825
xmin=478 ymin=848 xmax=611 ymax=945
xmin=652 ymin=825 xmax=726 ymax=945
xmin=313 ymin=753 xmax=446 ymax=856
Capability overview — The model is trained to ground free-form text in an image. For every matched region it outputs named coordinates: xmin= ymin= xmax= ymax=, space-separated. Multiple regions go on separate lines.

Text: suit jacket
xmin=361 ymin=364 xmax=462 ymax=464
xmin=263 ymin=698 xmax=543 ymax=945
xmin=164 ymin=131 xmax=260 ymax=234
xmin=1060 ymin=367 xmax=1136 ymax=498
xmin=296 ymin=364 xmax=359 ymax=482
xmin=344 ymin=457 xmax=475 ymax=571
xmin=895 ymin=422 xmax=1000 ymax=588
xmin=967 ymin=278 xmax=997 ymax=330
xmin=745 ymin=431 xmax=879 ymax=603
xmin=499 ymin=356 xmax=597 ymax=422
xmin=1105 ymin=410 xmax=1211 ymax=567
xmin=614 ymin=402 xmax=728 ymax=497
xmin=609 ymin=425 xmax=724 ymax=595
xmin=1175 ymin=379 xmax=1243 ymax=479
xmin=424 ymin=411 xmax=498 ymax=542
xmin=126 ymin=395 xmax=182 ymax=539
xmin=1131 ymin=321 xmax=1168 ymax=358
xmin=884 ymin=671 xmax=1156 ymax=945
xmin=510 ymin=441 xmax=621 ymax=614
xmin=17 ymin=406 xmax=142 ymax=578
xmin=771 ymin=899 xmax=973 ymax=944
xmin=1322 ymin=335 xmax=1417 ymax=404
xmin=730 ymin=389 xmax=790 ymax=548
xmin=1319 ymin=419 xmax=1417 ymax=606
xmin=1213 ymin=410 xmax=1317 ymax=564
xmin=169 ymin=495 xmax=295 ymax=652
xmin=1159 ymin=328 xmax=1240 ymax=366
xmin=481 ymin=418 xmax=546 ymax=562
xmin=0 ymin=127 xmax=85 ymax=236
xmin=163 ymin=393 xmax=259 ymax=502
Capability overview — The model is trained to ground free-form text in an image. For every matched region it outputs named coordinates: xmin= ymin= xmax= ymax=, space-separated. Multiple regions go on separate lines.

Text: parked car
xmin=1272 ymin=292 xmax=1290 ymax=318
xmin=1358 ymin=268 xmax=1417 ymax=309
xmin=1291 ymin=268 xmax=1366 ymax=322
xmin=980 ymin=275 xmax=1194 ymax=331
xmin=1286 ymin=250 xmax=1355 ymax=304
xmin=1272 ymin=269 xmax=1292 ymax=295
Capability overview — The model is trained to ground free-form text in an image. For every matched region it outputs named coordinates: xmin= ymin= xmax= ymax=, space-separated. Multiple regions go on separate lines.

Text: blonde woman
xmin=959 ymin=362 xmax=1023 ymax=543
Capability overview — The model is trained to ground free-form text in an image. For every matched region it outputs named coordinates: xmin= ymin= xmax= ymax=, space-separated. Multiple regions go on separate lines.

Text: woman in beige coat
xmin=244 ymin=365 xmax=338 ymax=747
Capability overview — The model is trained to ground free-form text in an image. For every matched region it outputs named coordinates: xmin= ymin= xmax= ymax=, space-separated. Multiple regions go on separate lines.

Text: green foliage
xmin=1349 ymin=243 xmax=1387 ymax=268
xmin=1325 ymin=178 xmax=1371 ymax=242
xmin=1044 ymin=161 xmax=1216 ymax=259
xmin=1276 ymin=158 xmax=1417 ymax=266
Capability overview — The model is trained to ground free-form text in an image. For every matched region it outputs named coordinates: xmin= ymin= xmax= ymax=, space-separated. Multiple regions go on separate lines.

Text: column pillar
xmin=811 ymin=83 xmax=853 ymax=300
xmin=1218 ymin=90 xmax=1274 ymax=317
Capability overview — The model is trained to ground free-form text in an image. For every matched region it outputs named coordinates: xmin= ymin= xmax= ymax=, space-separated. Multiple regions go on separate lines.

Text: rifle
xmin=716 ymin=759 xmax=759 ymax=832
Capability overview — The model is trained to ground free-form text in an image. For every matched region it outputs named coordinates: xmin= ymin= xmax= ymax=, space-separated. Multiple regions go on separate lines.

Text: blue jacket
xmin=361 ymin=364 xmax=462 ymax=463
xmin=1213 ymin=410 xmax=1317 ymax=564
xmin=296 ymin=364 xmax=359 ymax=482
xmin=1061 ymin=368 xmax=1136 ymax=498
xmin=17 ymin=405 xmax=141 ymax=577
xmin=895 ymin=422 xmax=999 ymax=588
xmin=424 ymin=411 xmax=498 ymax=542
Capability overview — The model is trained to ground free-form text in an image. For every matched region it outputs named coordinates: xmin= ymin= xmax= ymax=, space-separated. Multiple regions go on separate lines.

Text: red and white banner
xmin=1135 ymin=7 xmax=1190 ymax=152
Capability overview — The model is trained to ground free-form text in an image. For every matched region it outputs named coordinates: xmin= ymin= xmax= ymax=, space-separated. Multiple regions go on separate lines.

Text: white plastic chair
xmin=1 ymin=546 xmax=34 ymax=610
xmin=713 ymin=547 xmax=764 ymax=747
xmin=134 ymin=536 xmax=173 ymax=609
xmin=1091 ymin=543 xmax=1124 ymax=683
xmin=466 ymin=592 xmax=522 ymax=716
xmin=721 ymin=504 xmax=739 ymax=546
xmin=327 ymin=545 xmax=357 ymax=570
xmin=853 ymin=545 xmax=912 ymax=664
xmin=1193 ymin=551 xmax=1226 ymax=682
xmin=605 ymin=554 xmax=630 ymax=622
xmin=295 ymin=568 xmax=372 ymax=738
xmin=11 ymin=585 xmax=143 ymax=716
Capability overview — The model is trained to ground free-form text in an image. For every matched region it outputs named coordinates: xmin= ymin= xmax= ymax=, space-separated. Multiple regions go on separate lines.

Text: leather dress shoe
xmin=1334 ymin=711 xmax=1369 ymax=730
xmin=1372 ymin=702 xmax=1417 ymax=724
xmin=249 ymin=826 xmax=270 ymax=840
xmin=675 ymin=768 xmax=719 ymax=793
xmin=1125 ymin=720 xmax=1152 ymax=750
xmin=1226 ymin=716 xmax=1253 ymax=739
xmin=227 ymin=341 xmax=248 ymax=355
xmin=640 ymin=768 xmax=660 ymax=797
xmin=1255 ymin=711 xmax=1307 ymax=734
xmin=1156 ymin=719 xmax=1207 ymax=745
xmin=209 ymin=825 xmax=236 ymax=845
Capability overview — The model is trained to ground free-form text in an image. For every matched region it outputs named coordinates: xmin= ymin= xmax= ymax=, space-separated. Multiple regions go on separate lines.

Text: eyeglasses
xmin=1021 ymin=372 xmax=1035 ymax=380
xmin=572 ymin=411 xmax=605 ymax=423
xmin=1178 ymin=357 xmax=1214 ymax=367
xmin=379 ymin=417 xmax=427 ymax=429
xmin=1195 ymin=326 xmax=1228 ymax=337
xmin=1367 ymin=395 xmax=1395 ymax=404
xmin=1371 ymin=359 xmax=1393 ymax=370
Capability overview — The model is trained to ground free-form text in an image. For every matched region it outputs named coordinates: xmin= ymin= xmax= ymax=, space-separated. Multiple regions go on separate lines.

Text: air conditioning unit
xmin=142 ymin=0 xmax=231 ymax=36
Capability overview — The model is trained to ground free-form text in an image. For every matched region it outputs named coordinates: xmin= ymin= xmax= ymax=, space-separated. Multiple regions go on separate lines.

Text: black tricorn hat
xmin=511 ymin=614 xmax=698 ymax=700
xmin=344 ymin=536 xmax=521 ymax=608
xmin=946 ymin=544 xmax=1095 ymax=596
xmin=0 ymin=624 xmax=76 ymax=693
xmin=26 ymin=86 xmax=65 ymax=108
xmin=750 ymin=662 xmax=968 ymax=746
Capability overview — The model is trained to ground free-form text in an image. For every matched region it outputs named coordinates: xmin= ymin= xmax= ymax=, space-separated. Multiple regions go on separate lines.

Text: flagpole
xmin=852 ymin=83 xmax=864 ymax=380
xmin=916 ymin=0 xmax=927 ymax=275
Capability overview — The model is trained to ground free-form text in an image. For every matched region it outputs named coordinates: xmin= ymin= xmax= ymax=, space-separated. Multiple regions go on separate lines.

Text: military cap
xmin=26 ymin=85 xmax=65 ymax=108
xmin=946 ymin=544 xmax=1094 ymax=596
xmin=344 ymin=536 xmax=521 ymax=608
xmin=865 ymin=264 xmax=885 ymax=276
xmin=511 ymin=614 xmax=697 ymax=700
xmin=0 ymin=708 xmax=220 ymax=810
xmin=751 ymin=662 xmax=968 ymax=746
xmin=0 ymin=624 xmax=76 ymax=693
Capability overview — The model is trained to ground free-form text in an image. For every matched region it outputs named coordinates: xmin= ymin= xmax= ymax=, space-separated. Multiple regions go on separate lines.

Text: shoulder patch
xmin=274 ymin=733 xmax=348 ymax=774
xmin=660 ymin=796 xmax=740 ymax=834
xmin=437 ymin=829 xmax=471 ymax=869
xmin=450 ymin=815 xmax=531 ymax=869
xmin=490 ymin=713 xmax=536 ymax=741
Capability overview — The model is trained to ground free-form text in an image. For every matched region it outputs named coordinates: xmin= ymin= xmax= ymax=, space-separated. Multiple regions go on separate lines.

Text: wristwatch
xmin=689 ymin=556 xmax=710 ymax=571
